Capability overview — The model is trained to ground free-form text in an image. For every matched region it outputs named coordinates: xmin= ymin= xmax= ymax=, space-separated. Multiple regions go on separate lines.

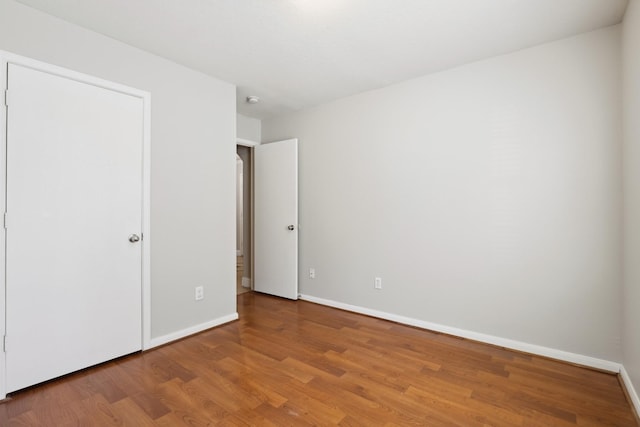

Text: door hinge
xmin=3 ymin=335 xmax=6 ymax=353
xmin=3 ymin=212 xmax=7 ymax=229
xmin=4 ymin=89 xmax=9 ymax=107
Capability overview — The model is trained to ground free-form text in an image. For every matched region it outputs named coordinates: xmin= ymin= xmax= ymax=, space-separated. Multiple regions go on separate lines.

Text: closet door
xmin=5 ymin=63 xmax=143 ymax=392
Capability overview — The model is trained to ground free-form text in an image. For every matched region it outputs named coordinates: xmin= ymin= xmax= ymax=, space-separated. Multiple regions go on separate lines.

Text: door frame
xmin=237 ymin=138 xmax=258 ymax=293
xmin=236 ymin=153 xmax=243 ymax=257
xmin=0 ymin=51 xmax=152 ymax=399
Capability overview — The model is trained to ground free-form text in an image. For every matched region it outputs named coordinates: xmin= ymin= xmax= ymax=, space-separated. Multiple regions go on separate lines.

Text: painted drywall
xmin=0 ymin=0 xmax=237 ymax=339
xmin=623 ymin=0 xmax=640 ymax=402
xmin=237 ymin=113 xmax=261 ymax=143
xmin=263 ymin=26 xmax=623 ymax=361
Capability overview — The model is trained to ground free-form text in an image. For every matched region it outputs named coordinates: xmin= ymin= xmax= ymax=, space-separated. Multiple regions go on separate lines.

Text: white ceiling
xmin=15 ymin=0 xmax=629 ymax=119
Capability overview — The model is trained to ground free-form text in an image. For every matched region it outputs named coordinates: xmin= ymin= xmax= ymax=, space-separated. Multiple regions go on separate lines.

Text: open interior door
xmin=254 ymin=138 xmax=298 ymax=300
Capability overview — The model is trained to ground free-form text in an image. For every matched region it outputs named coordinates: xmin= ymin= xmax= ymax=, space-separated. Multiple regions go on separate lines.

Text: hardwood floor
xmin=1 ymin=292 xmax=637 ymax=426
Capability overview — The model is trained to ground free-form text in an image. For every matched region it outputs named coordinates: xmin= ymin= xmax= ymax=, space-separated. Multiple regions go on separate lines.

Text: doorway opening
xmin=237 ymin=138 xmax=298 ymax=300
xmin=236 ymin=145 xmax=252 ymax=295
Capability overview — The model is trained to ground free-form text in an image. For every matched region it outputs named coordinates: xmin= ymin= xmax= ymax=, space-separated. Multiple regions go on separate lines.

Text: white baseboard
xmin=242 ymin=277 xmax=251 ymax=288
xmin=299 ymin=294 xmax=621 ymax=373
xmin=147 ymin=313 xmax=238 ymax=349
xmin=620 ymin=365 xmax=640 ymax=416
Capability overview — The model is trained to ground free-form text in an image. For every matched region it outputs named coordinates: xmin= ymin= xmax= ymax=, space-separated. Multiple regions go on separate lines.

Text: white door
xmin=254 ymin=139 xmax=298 ymax=300
xmin=5 ymin=64 xmax=143 ymax=393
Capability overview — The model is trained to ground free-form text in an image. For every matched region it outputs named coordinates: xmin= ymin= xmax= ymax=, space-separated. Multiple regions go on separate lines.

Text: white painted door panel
xmin=254 ymin=139 xmax=298 ymax=300
xmin=5 ymin=64 xmax=143 ymax=392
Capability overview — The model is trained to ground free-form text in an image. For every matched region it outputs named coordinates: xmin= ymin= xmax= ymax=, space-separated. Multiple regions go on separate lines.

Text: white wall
xmin=0 ymin=0 xmax=237 ymax=339
xmin=237 ymin=113 xmax=261 ymax=142
xmin=623 ymin=0 xmax=640 ymax=402
xmin=263 ymin=26 xmax=623 ymax=361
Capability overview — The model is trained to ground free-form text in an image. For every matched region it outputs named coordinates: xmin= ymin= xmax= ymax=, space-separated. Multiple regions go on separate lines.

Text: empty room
xmin=0 ymin=0 xmax=639 ymax=425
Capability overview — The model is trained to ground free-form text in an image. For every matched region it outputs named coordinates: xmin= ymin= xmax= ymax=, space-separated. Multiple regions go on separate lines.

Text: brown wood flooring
xmin=1 ymin=292 xmax=637 ymax=426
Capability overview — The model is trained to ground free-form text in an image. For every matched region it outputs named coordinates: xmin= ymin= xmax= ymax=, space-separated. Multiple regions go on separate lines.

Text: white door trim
xmin=237 ymin=137 xmax=259 ymax=147
xmin=0 ymin=51 xmax=152 ymax=399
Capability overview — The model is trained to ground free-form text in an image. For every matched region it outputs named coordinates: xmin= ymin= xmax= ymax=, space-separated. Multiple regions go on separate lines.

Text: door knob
xmin=129 ymin=234 xmax=141 ymax=243
xmin=287 ymin=225 xmax=295 ymax=231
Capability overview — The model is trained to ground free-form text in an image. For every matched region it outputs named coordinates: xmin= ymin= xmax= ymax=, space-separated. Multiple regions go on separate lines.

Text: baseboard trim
xmin=299 ymin=294 xmax=621 ymax=373
xmin=620 ymin=366 xmax=640 ymax=417
xmin=147 ymin=313 xmax=239 ymax=349
xmin=242 ymin=277 xmax=251 ymax=288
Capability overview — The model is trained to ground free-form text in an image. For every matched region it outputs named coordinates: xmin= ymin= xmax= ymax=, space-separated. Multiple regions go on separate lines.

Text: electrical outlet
xmin=309 ymin=268 xmax=316 ymax=279
xmin=195 ymin=286 xmax=204 ymax=301
xmin=374 ymin=277 xmax=382 ymax=290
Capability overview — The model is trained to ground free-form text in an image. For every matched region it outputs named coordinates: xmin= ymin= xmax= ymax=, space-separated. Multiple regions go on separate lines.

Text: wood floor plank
xmin=0 ymin=292 xmax=637 ymax=426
